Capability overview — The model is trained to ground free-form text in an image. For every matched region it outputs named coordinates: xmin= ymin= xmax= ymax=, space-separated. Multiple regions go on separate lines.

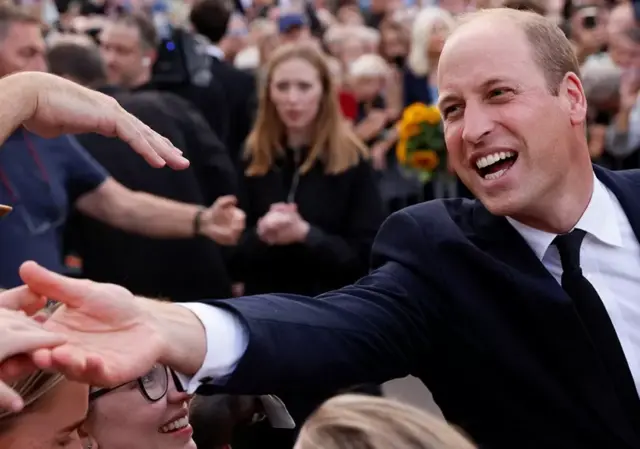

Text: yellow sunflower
xmin=409 ymin=150 xmax=440 ymax=171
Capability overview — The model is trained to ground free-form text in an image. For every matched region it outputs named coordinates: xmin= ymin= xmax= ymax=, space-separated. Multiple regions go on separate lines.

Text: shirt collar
xmin=506 ymin=173 xmax=623 ymax=260
xmin=205 ymin=43 xmax=224 ymax=60
xmin=196 ymin=34 xmax=225 ymax=60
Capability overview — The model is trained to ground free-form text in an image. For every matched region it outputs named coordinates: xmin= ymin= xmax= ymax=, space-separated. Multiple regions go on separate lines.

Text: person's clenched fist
xmin=199 ymin=195 xmax=246 ymax=245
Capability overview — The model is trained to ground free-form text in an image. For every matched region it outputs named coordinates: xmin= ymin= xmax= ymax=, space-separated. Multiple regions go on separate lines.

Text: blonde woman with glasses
xmin=81 ymin=364 xmax=195 ymax=449
xmin=295 ymin=395 xmax=477 ymax=449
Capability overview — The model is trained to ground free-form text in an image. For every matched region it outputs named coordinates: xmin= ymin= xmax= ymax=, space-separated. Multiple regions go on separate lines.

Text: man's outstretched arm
xmin=19 ymin=209 xmax=437 ymax=394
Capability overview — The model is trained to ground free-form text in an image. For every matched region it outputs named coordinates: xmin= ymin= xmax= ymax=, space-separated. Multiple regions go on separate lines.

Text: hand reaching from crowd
xmin=199 ymin=195 xmax=247 ymax=245
xmin=11 ymin=262 xmax=207 ymax=388
xmin=257 ymin=203 xmax=310 ymax=245
xmin=619 ymin=69 xmax=640 ymax=112
xmin=0 ymin=287 xmax=66 ymax=412
xmin=15 ymin=262 xmax=164 ymax=387
xmin=3 ymin=71 xmax=189 ymax=170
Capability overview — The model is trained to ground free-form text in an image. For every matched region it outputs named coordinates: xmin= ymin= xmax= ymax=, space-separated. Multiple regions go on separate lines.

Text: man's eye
xmin=443 ymin=105 xmax=460 ymax=118
xmin=489 ymin=88 xmax=512 ymax=98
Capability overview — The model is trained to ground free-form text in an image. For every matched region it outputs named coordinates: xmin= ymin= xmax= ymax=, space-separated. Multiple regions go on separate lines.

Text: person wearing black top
xmin=48 ymin=39 xmax=239 ymax=302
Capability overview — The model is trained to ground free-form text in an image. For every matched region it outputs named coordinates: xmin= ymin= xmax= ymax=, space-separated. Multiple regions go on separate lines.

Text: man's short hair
xmin=47 ymin=41 xmax=107 ymax=87
xmin=189 ymin=0 xmax=233 ymax=44
xmin=0 ymin=3 xmax=40 ymax=42
xmin=111 ymin=13 xmax=159 ymax=50
xmin=501 ymin=0 xmax=547 ymax=16
xmin=456 ymin=8 xmax=580 ymax=95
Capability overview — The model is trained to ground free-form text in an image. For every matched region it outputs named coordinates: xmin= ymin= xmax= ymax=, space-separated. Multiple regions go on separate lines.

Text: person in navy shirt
xmin=0 ymin=131 xmax=107 ymax=287
xmin=0 ymin=4 xmax=246 ymax=287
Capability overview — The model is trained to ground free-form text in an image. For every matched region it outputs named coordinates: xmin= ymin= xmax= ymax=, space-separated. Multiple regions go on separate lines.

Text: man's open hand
xmin=7 ymin=72 xmax=190 ymax=170
xmin=17 ymin=262 xmax=207 ymax=387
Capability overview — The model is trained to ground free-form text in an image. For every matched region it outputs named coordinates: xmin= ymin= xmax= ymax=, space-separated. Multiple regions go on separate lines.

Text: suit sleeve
xmin=189 ymin=208 xmax=438 ymax=396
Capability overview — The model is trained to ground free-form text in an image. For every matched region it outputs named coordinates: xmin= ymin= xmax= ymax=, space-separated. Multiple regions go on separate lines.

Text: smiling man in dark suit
xmin=8 ymin=7 xmax=640 ymax=449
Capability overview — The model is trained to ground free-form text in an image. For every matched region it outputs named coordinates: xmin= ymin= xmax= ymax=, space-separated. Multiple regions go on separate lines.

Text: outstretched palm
xmin=21 ymin=263 xmax=163 ymax=387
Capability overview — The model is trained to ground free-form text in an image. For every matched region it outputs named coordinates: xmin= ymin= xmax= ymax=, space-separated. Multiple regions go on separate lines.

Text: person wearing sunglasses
xmin=82 ymin=365 xmax=196 ymax=449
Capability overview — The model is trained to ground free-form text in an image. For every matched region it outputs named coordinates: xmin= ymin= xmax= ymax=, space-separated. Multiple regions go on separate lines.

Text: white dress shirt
xmin=508 ymin=174 xmax=640 ymax=396
xmin=178 ymin=173 xmax=640 ymax=398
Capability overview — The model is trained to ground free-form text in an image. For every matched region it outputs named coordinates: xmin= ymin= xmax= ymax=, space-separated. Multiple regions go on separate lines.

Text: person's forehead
xmin=7 ymin=21 xmax=40 ymax=35
xmin=272 ymin=58 xmax=318 ymax=81
xmin=101 ymin=23 xmax=140 ymax=42
xmin=438 ymin=19 xmax=535 ymax=89
xmin=5 ymin=21 xmax=43 ymax=44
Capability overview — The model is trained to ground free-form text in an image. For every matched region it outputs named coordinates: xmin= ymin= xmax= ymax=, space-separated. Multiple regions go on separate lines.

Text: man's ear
xmin=562 ymin=72 xmax=588 ymax=126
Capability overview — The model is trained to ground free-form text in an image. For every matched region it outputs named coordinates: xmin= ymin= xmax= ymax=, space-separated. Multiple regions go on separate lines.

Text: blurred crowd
xmin=1 ymin=0 xmax=640 ymax=448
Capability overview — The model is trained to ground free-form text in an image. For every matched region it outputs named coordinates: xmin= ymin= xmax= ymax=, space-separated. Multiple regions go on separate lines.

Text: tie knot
xmin=553 ymin=229 xmax=586 ymax=273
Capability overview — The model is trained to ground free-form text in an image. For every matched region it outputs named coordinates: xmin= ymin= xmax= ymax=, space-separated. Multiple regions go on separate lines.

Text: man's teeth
xmin=159 ymin=416 xmax=189 ymax=433
xmin=484 ymin=169 xmax=507 ymax=180
xmin=475 ymin=151 xmax=515 ymax=169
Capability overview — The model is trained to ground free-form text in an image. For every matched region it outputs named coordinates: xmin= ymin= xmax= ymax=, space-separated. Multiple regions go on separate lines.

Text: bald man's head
xmin=441 ymin=8 xmax=579 ymax=95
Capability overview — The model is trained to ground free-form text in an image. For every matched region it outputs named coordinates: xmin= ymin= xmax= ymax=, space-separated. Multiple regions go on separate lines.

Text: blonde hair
xmin=356 ymin=26 xmax=381 ymax=48
xmin=245 ymin=42 xmax=367 ymax=177
xmin=234 ymin=45 xmax=260 ymax=70
xmin=323 ymin=25 xmax=348 ymax=46
xmin=295 ymin=395 xmax=476 ymax=449
xmin=0 ymin=371 xmax=65 ymax=426
xmin=408 ymin=7 xmax=455 ymax=76
xmin=349 ymin=54 xmax=389 ymax=79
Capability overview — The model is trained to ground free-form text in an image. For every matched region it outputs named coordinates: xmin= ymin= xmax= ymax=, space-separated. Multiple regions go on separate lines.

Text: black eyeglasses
xmin=89 ymin=365 xmax=185 ymax=403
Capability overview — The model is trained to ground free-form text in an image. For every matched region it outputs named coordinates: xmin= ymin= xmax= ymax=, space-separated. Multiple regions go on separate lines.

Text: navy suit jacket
xmin=202 ymin=166 xmax=640 ymax=448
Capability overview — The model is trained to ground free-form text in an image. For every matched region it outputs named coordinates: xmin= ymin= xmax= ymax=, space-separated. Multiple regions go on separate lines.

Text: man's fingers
xmin=213 ymin=195 xmax=238 ymax=209
xmin=0 ymin=355 xmax=38 ymax=383
xmin=145 ymin=127 xmax=189 ymax=170
xmin=0 ymin=286 xmax=47 ymax=315
xmin=19 ymin=261 xmax=89 ymax=309
xmin=48 ymin=346 xmax=89 ymax=382
xmin=115 ymin=117 xmax=166 ymax=168
xmin=113 ymin=114 xmax=189 ymax=170
xmin=83 ymin=354 xmax=109 ymax=387
xmin=31 ymin=348 xmax=54 ymax=370
xmin=2 ymin=331 xmax=67 ymax=359
xmin=270 ymin=203 xmax=296 ymax=213
xmin=0 ymin=381 xmax=24 ymax=413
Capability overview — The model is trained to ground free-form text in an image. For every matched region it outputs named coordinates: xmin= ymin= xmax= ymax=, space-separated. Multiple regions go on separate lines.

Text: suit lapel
xmin=469 ymin=199 xmax=638 ymax=446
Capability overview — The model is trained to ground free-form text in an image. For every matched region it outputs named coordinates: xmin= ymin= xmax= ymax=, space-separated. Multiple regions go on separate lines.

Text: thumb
xmin=213 ymin=195 xmax=238 ymax=209
xmin=0 ymin=205 xmax=11 ymax=218
xmin=0 ymin=286 xmax=47 ymax=316
xmin=271 ymin=203 xmax=297 ymax=213
xmin=19 ymin=261 xmax=89 ymax=309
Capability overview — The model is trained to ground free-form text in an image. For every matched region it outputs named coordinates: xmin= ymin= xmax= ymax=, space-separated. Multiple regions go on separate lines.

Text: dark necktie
xmin=554 ymin=229 xmax=640 ymax=422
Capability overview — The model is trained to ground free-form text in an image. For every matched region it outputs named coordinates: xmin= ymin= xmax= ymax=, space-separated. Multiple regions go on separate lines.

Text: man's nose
xmin=29 ymin=55 xmax=47 ymax=73
xmin=461 ymin=102 xmax=494 ymax=145
xmin=101 ymin=49 xmax=117 ymax=66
